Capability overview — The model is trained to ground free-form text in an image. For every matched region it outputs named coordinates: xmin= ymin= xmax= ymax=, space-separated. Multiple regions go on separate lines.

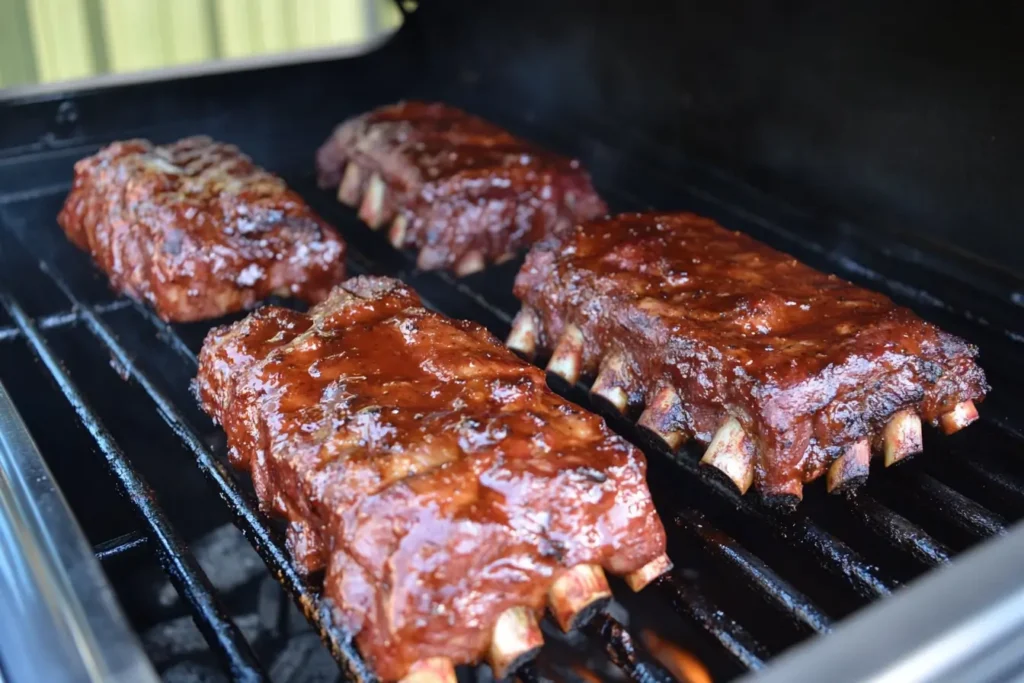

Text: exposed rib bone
xmin=624 ymin=553 xmax=673 ymax=592
xmin=388 ymin=214 xmax=408 ymax=248
xmin=939 ymin=400 xmax=979 ymax=435
xmin=506 ymin=307 xmax=539 ymax=358
xmin=765 ymin=478 xmax=804 ymax=506
xmin=400 ymin=657 xmax=457 ymax=683
xmin=548 ymin=564 xmax=612 ymax=632
xmin=337 ymin=163 xmax=364 ymax=206
xmin=488 ymin=607 xmax=543 ymax=679
xmin=495 ymin=252 xmax=516 ymax=265
xmin=826 ymin=439 xmax=871 ymax=494
xmin=358 ymin=173 xmax=391 ymax=229
xmin=636 ymin=386 xmax=686 ymax=448
xmin=416 ymin=246 xmax=447 ymax=271
xmin=546 ymin=324 xmax=584 ymax=384
xmin=590 ymin=353 xmax=631 ymax=414
xmin=700 ymin=417 xmax=755 ymax=494
xmin=882 ymin=410 xmax=923 ymax=467
xmin=454 ymin=250 xmax=486 ymax=277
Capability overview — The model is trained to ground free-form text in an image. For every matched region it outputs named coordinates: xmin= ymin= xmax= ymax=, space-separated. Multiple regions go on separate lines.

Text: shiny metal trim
xmin=745 ymin=520 xmax=1024 ymax=683
xmin=0 ymin=380 xmax=157 ymax=683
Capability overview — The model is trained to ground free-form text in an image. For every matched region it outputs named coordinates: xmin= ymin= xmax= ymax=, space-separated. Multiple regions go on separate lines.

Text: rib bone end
xmin=548 ymin=564 xmax=612 ymax=632
xmin=546 ymin=324 xmax=584 ymax=385
xmin=488 ymin=607 xmax=543 ymax=680
xmin=506 ymin=308 xmax=539 ymax=359
xmin=882 ymin=410 xmax=923 ymax=467
xmin=636 ymin=386 xmax=686 ymax=449
xmin=416 ymin=246 xmax=447 ymax=271
xmin=358 ymin=172 xmax=391 ymax=229
xmin=400 ymin=657 xmax=457 ymax=683
xmin=454 ymin=250 xmax=486 ymax=277
xmin=590 ymin=353 xmax=631 ymax=414
xmin=826 ymin=439 xmax=871 ymax=494
xmin=700 ymin=417 xmax=756 ymax=494
xmin=625 ymin=554 xmax=673 ymax=592
xmin=337 ymin=162 xmax=364 ymax=206
xmin=388 ymin=214 xmax=409 ymax=249
xmin=940 ymin=400 xmax=979 ymax=435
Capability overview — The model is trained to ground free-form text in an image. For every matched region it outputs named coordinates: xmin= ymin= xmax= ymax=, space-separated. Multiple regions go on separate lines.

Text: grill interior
xmin=1 ymin=7 xmax=1023 ymax=681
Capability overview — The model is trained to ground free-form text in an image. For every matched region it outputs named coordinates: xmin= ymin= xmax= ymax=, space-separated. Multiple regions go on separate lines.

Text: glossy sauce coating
xmin=59 ymin=136 xmax=346 ymax=321
xmin=515 ymin=213 xmax=988 ymax=495
xmin=315 ymin=101 xmax=606 ymax=268
xmin=196 ymin=276 xmax=666 ymax=680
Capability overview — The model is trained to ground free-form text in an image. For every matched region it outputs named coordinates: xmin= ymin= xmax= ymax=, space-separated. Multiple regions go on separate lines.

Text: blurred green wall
xmin=0 ymin=0 xmax=401 ymax=88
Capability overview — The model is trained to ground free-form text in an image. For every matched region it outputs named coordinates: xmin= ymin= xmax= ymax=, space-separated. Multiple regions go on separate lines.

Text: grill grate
xmin=0 ymin=113 xmax=1021 ymax=682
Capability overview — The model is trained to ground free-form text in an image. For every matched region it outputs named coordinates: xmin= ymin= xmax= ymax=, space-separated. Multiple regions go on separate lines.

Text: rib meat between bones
xmin=315 ymin=101 xmax=606 ymax=275
xmin=511 ymin=212 xmax=989 ymax=500
xmin=196 ymin=275 xmax=669 ymax=681
xmin=58 ymin=136 xmax=346 ymax=322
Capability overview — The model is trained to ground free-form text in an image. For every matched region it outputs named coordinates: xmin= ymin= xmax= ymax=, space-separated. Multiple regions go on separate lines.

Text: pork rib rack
xmin=511 ymin=212 xmax=989 ymax=502
xmin=315 ymin=101 xmax=606 ymax=276
xmin=58 ymin=136 xmax=346 ymax=322
xmin=196 ymin=276 xmax=669 ymax=682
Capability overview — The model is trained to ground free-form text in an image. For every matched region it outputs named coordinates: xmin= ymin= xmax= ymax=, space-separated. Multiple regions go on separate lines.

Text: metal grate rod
xmin=674 ymin=508 xmax=833 ymax=635
xmin=889 ymin=470 xmax=1007 ymax=539
xmin=0 ymin=293 xmax=267 ymax=682
xmin=93 ymin=531 xmax=149 ymax=562
xmin=842 ymin=497 xmax=952 ymax=566
xmin=37 ymin=264 xmax=376 ymax=682
xmin=652 ymin=571 xmax=770 ymax=671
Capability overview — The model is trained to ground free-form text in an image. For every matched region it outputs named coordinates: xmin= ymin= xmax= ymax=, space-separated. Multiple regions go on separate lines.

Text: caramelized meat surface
xmin=315 ymin=101 xmax=606 ymax=275
xmin=58 ymin=136 xmax=346 ymax=322
xmin=513 ymin=213 xmax=988 ymax=499
xmin=196 ymin=276 xmax=667 ymax=680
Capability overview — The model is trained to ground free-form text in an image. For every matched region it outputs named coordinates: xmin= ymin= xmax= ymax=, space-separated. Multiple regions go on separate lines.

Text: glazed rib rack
xmin=0 ymin=107 xmax=1022 ymax=682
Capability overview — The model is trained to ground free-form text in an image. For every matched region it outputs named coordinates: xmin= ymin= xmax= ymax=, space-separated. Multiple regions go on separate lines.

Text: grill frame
xmin=0 ymin=10 xmax=1023 ymax=682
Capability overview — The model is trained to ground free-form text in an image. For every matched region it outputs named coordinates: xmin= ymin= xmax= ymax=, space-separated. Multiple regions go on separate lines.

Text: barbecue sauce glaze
xmin=197 ymin=276 xmax=666 ymax=680
xmin=516 ymin=212 xmax=988 ymax=496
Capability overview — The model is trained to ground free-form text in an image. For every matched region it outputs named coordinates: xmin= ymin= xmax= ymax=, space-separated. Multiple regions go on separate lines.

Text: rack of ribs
xmin=510 ymin=212 xmax=989 ymax=502
xmin=315 ymin=101 xmax=606 ymax=276
xmin=196 ymin=275 xmax=670 ymax=682
xmin=58 ymin=136 xmax=346 ymax=322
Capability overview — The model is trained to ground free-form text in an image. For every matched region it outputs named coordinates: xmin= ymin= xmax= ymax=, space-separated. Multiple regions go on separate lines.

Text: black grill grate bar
xmin=887 ymin=470 xmax=1007 ymax=540
xmin=93 ymin=531 xmax=149 ymax=562
xmin=842 ymin=498 xmax=952 ymax=567
xmin=674 ymin=508 xmax=833 ymax=635
xmin=585 ymin=613 xmax=682 ymax=683
xmin=0 ymin=299 xmax=132 ymax=341
xmin=652 ymin=573 xmax=769 ymax=672
xmin=36 ymin=263 xmax=376 ymax=683
xmin=0 ymin=292 xmax=267 ymax=683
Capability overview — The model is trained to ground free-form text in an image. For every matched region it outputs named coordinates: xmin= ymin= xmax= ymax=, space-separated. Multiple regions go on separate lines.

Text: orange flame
xmin=641 ymin=630 xmax=713 ymax=683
